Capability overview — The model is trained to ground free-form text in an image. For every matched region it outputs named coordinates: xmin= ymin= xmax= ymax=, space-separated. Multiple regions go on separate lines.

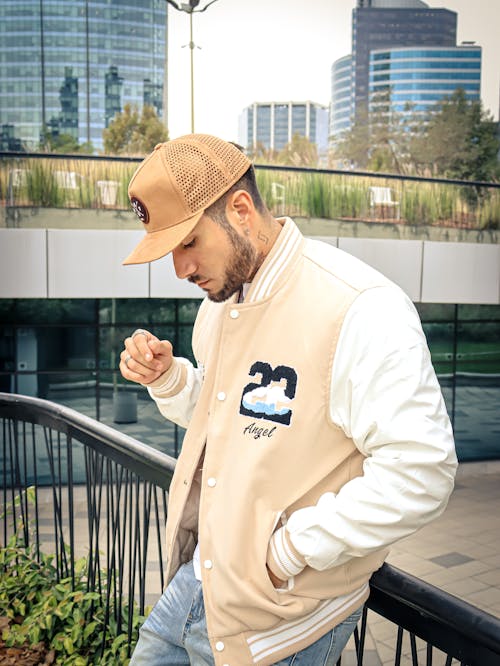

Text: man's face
xmin=172 ymin=213 xmax=262 ymax=302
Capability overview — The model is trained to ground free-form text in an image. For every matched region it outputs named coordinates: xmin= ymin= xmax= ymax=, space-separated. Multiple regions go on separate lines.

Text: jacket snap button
xmin=215 ymin=641 xmax=225 ymax=651
xmin=230 ymin=309 xmax=239 ymax=319
xmin=204 ymin=559 xmax=213 ymax=569
xmin=217 ymin=391 xmax=226 ymax=401
xmin=207 ymin=477 xmax=216 ymax=487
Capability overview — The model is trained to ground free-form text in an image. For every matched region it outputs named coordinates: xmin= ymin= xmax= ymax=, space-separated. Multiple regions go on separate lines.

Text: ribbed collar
xmin=244 ymin=217 xmax=304 ymax=304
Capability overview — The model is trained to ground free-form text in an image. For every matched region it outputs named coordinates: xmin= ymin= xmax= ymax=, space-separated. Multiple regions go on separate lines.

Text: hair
xmin=204 ymin=165 xmax=267 ymax=228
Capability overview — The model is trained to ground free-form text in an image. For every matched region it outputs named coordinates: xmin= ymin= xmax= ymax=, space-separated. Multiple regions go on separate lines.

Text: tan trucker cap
xmin=123 ymin=134 xmax=252 ymax=265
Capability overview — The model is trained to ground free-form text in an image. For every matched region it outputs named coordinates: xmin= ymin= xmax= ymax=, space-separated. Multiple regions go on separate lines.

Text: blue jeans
xmin=130 ymin=560 xmax=362 ymax=666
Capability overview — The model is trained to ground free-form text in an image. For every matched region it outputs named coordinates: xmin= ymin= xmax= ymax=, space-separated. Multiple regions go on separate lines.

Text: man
xmin=120 ymin=134 xmax=457 ymax=666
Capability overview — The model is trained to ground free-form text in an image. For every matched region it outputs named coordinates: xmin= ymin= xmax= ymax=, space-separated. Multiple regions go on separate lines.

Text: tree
xmin=411 ymin=89 xmax=500 ymax=182
xmin=333 ymin=89 xmax=423 ymax=174
xmin=276 ymin=134 xmax=318 ymax=167
xmin=250 ymin=142 xmax=279 ymax=165
xmin=332 ymin=108 xmax=371 ymax=170
xmin=39 ymin=129 xmax=94 ymax=154
xmin=332 ymin=86 xmax=500 ymax=181
xmin=102 ymin=104 xmax=139 ymax=155
xmin=102 ymin=104 xmax=168 ymax=156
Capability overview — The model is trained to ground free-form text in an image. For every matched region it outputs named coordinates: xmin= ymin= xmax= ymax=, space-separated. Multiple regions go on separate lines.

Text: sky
xmin=165 ymin=0 xmax=500 ymax=143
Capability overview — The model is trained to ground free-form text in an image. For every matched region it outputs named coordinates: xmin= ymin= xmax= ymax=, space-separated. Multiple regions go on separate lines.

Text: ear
xmin=226 ymin=189 xmax=254 ymax=230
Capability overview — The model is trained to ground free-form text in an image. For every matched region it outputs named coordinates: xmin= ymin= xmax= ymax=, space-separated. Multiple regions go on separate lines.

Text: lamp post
xmin=165 ymin=0 xmax=220 ymax=133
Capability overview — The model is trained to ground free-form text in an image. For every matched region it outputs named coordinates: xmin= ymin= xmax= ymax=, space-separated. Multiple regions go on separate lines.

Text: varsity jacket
xmin=147 ymin=218 xmax=457 ymax=665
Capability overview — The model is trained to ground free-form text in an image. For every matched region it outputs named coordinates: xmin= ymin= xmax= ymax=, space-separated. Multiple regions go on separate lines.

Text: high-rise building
xmin=352 ymin=0 xmax=456 ymax=121
xmin=329 ymin=0 xmax=481 ymax=140
xmin=238 ymin=101 xmax=329 ymax=158
xmin=330 ymin=56 xmax=352 ymax=142
xmin=369 ymin=45 xmax=481 ymax=121
xmin=0 ymin=0 xmax=167 ymax=151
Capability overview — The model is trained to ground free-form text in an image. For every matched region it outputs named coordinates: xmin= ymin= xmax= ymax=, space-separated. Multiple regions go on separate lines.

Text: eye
xmin=183 ymin=238 xmax=196 ymax=249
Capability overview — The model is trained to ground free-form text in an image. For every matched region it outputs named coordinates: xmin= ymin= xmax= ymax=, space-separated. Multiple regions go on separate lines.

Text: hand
xmin=120 ymin=329 xmax=174 ymax=385
xmin=266 ymin=564 xmax=286 ymax=589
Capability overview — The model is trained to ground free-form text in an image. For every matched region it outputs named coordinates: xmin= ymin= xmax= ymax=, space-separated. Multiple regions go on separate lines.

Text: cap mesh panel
xmin=167 ymin=135 xmax=250 ymax=213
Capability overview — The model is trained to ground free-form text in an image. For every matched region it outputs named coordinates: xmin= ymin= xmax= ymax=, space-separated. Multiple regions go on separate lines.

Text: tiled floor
xmin=342 ymin=462 xmax=500 ymax=665
xmin=388 ymin=463 xmax=500 ymax=618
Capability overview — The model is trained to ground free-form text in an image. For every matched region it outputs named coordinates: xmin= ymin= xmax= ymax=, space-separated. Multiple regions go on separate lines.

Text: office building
xmin=330 ymin=0 xmax=479 ymax=139
xmin=330 ymin=55 xmax=353 ymax=142
xmin=0 ymin=0 xmax=167 ymax=151
xmin=369 ymin=45 xmax=481 ymax=120
xmin=353 ymin=0 xmax=457 ymax=121
xmin=238 ymin=101 xmax=329 ymax=157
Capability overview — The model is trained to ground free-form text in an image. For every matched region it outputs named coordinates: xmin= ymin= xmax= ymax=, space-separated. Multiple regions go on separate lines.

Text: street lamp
xmin=165 ymin=0 xmax=220 ymax=133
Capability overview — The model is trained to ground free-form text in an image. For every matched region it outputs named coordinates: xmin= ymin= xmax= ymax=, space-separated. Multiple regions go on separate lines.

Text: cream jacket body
xmin=148 ymin=219 xmax=457 ymax=665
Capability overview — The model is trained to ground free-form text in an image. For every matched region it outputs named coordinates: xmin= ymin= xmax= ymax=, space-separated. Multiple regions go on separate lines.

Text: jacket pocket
xmin=266 ymin=511 xmax=299 ymax=594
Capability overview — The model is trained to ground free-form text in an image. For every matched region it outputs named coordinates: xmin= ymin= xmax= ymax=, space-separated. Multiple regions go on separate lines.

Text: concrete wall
xmin=1 ymin=228 xmax=499 ymax=303
xmin=2 ymin=207 xmax=499 ymax=244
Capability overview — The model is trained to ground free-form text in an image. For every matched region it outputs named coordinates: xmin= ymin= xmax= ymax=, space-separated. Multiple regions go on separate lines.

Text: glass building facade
xmin=329 ymin=0 xmax=472 ymax=142
xmin=0 ymin=0 xmax=167 ymax=151
xmin=238 ymin=101 xmax=329 ymax=157
xmin=1 ymin=298 xmax=499 ymax=462
xmin=352 ymin=1 xmax=457 ymax=121
xmin=369 ymin=46 xmax=481 ymax=117
xmin=330 ymin=55 xmax=353 ymax=139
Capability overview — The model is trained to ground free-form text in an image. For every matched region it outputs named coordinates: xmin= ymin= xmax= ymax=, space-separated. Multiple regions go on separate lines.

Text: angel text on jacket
xmin=239 ymin=361 xmax=297 ymax=426
xmin=243 ymin=422 xmax=277 ymax=440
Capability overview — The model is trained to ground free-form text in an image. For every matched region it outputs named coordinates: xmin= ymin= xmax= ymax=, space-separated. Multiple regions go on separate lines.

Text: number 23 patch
xmin=240 ymin=361 xmax=297 ymax=426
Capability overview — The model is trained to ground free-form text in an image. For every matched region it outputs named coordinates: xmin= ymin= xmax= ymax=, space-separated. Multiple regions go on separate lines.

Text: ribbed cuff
xmin=267 ymin=526 xmax=306 ymax=581
xmin=144 ymin=358 xmax=187 ymax=397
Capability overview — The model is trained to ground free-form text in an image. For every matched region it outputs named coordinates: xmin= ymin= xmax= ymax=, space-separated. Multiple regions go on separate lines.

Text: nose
xmin=172 ymin=247 xmax=197 ymax=280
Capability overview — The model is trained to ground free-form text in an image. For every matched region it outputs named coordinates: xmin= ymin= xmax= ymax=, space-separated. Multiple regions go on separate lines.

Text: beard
xmin=188 ymin=222 xmax=264 ymax=303
xmin=208 ymin=226 xmax=263 ymax=303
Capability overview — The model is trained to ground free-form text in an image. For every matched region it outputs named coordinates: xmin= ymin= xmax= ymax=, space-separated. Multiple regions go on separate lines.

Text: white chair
xmin=55 ymin=170 xmax=79 ymax=189
xmin=7 ymin=168 xmax=29 ymax=205
xmin=369 ymin=186 xmax=400 ymax=220
xmin=271 ymin=182 xmax=286 ymax=217
xmin=97 ymin=180 xmax=119 ymax=206
xmin=9 ymin=168 xmax=27 ymax=189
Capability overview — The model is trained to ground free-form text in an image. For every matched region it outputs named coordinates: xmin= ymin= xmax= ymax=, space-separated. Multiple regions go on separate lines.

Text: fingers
xmin=119 ymin=329 xmax=173 ymax=385
xmin=119 ymin=354 xmax=152 ymax=384
xmin=147 ymin=338 xmax=174 ymax=363
xmin=129 ymin=330 xmax=156 ymax=362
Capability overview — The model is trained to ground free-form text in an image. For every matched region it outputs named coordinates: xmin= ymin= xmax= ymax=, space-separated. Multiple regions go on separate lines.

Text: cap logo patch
xmin=131 ymin=197 xmax=149 ymax=224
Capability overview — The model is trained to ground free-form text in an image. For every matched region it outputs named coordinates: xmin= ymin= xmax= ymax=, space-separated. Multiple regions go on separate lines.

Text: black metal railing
xmin=2 ymin=150 xmax=499 ymax=229
xmin=1 ymin=392 xmax=175 ymax=660
xmin=1 ymin=392 xmax=500 ymax=665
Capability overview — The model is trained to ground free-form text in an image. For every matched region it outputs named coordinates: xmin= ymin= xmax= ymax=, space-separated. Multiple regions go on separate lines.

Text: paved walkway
xmin=343 ymin=462 xmax=500 ymax=665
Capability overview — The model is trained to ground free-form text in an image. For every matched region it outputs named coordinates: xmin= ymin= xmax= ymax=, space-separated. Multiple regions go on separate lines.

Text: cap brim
xmin=122 ymin=210 xmax=203 ymax=265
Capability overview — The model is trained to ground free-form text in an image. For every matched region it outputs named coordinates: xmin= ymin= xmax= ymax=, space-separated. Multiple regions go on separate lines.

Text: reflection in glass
xmin=2 ymin=298 xmax=497 ymax=463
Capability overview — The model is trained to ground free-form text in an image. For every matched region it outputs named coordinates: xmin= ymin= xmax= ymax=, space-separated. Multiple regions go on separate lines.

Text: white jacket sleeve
xmin=278 ymin=286 xmax=457 ymax=574
xmin=146 ymin=356 xmax=203 ymax=429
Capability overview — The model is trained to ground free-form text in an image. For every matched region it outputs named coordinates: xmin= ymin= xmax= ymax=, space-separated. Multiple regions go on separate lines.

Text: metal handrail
xmin=0 ymin=392 xmax=175 ymax=490
xmin=369 ymin=563 xmax=500 ymax=665
xmin=1 ymin=392 xmax=500 ymax=665
xmin=1 ymin=150 xmax=499 ymax=188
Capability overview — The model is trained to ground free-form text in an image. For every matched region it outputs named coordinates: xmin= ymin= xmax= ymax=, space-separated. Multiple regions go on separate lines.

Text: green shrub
xmin=1 ymin=157 xmax=497 ymax=229
xmin=0 ymin=531 xmax=147 ymax=664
